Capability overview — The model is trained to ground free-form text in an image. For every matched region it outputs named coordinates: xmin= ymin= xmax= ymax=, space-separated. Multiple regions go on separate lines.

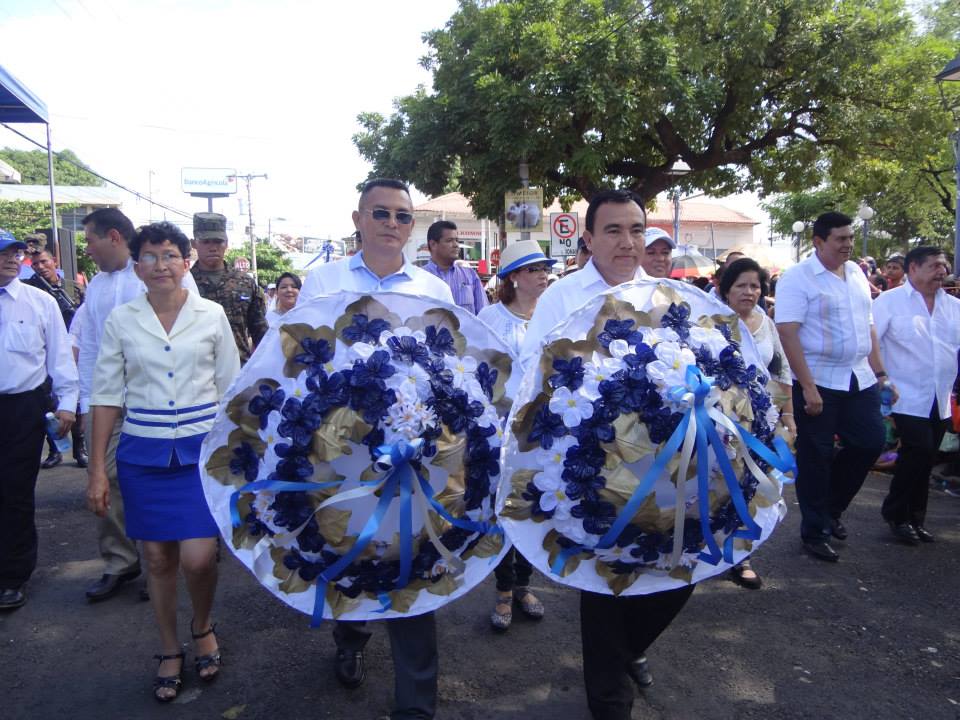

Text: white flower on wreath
xmin=443 ymin=355 xmax=483 ymax=397
xmin=581 ymin=351 xmax=625 ymax=400
xmin=386 ymin=361 xmax=432 ymax=402
xmin=378 ymin=326 xmax=427 ymax=347
xmin=647 ymin=342 xmax=696 ymax=389
xmin=383 ymin=398 xmax=438 ymax=443
xmin=539 ymin=482 xmax=576 ymax=521
xmin=549 ymin=386 xmax=595 ymax=427
xmin=533 ymin=436 xmax=576 ymax=480
xmin=348 ymin=341 xmax=376 ymax=362
xmin=641 ymin=326 xmax=680 ymax=347
xmin=765 ymin=405 xmax=780 ymax=432
xmin=607 ymin=338 xmax=633 ymax=359
xmin=688 ymin=325 xmax=730 ymax=358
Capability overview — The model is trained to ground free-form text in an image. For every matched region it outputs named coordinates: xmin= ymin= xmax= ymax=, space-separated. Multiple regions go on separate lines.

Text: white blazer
xmin=91 ymin=291 xmax=241 ymax=440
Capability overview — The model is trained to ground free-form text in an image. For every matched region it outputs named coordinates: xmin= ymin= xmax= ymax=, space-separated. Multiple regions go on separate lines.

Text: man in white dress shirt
xmin=873 ymin=246 xmax=960 ymax=544
xmin=0 ymin=230 xmax=78 ymax=611
xmin=300 ymin=178 xmax=452 ymax=720
xmin=775 ymin=211 xmax=889 ymax=562
xmin=521 ymin=190 xmax=695 ymax=720
xmin=77 ymin=208 xmax=199 ymax=603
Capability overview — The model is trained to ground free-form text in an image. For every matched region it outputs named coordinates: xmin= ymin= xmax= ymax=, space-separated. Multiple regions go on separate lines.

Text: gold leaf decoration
xmin=271 ymin=546 xmax=312 ymax=595
xmin=326 ymin=584 xmax=360 ymax=619
xmin=597 ymin=463 xmax=641 ymax=510
xmin=387 ymin=587 xmax=420 ymax=614
xmin=668 ymin=564 xmax=694 ymax=583
xmin=230 ymin=494 xmax=261 ymax=550
xmin=333 ymin=296 xmax=402 ymax=345
xmin=316 ymin=507 xmax=352 ymax=546
xmin=596 ymin=559 xmax=641 ymax=596
xmin=605 ymin=414 xmax=656 ymax=464
xmin=512 ymin=393 xmax=549 ymax=453
xmin=434 ymin=472 xmax=465 ymax=518
xmin=312 ymin=407 xmax=371 ymax=462
xmin=463 ymin=530 xmax=504 ymax=560
xmin=405 ymin=308 xmax=467 ymax=356
xmin=650 ymin=282 xmax=687 ymax=314
xmin=205 ymin=429 xmax=267 ymax=488
xmin=280 ymin=324 xmax=337 ymax=378
xmin=467 ymin=346 xmax=513 ymax=411
xmin=425 ymin=573 xmax=461 ymax=597
xmin=543 ymin=529 xmax=583 ymax=577
xmin=226 ymin=381 xmax=279 ymax=437
xmin=432 ymin=426 xmax=466 ymax=474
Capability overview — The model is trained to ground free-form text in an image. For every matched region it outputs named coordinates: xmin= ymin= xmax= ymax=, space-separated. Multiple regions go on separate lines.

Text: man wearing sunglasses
xmin=423 ymin=220 xmax=487 ymax=315
xmin=299 ymin=178 xmax=452 ymax=720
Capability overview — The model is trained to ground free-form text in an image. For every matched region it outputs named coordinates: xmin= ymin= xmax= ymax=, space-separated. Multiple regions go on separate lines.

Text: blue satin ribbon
xmin=549 ymin=365 xmax=796 ymax=577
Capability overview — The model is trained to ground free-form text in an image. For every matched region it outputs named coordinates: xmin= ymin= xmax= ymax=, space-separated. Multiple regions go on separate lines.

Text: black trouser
xmin=581 ymin=586 xmax=695 ymax=720
xmin=0 ymin=387 xmax=47 ymax=589
xmin=882 ymin=402 xmax=945 ymax=526
xmin=333 ymin=613 xmax=438 ymax=719
xmin=493 ymin=547 xmax=533 ymax=592
xmin=793 ymin=375 xmax=885 ymax=541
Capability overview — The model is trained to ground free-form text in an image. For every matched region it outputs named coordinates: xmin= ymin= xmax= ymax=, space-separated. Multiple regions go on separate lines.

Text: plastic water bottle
xmin=879 ymin=382 xmax=894 ymax=417
xmin=45 ymin=412 xmax=72 ymax=453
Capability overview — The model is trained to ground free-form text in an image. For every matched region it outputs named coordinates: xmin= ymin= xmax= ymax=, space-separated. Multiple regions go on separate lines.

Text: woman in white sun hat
xmin=477 ymin=239 xmax=555 ymax=630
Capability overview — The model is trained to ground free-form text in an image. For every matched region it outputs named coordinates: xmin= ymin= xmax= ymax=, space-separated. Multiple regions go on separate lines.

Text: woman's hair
xmin=718 ymin=257 xmax=768 ymax=303
xmin=130 ymin=221 xmax=191 ymax=261
xmin=497 ymin=272 xmax=517 ymax=304
xmin=275 ymin=271 xmax=302 ymax=290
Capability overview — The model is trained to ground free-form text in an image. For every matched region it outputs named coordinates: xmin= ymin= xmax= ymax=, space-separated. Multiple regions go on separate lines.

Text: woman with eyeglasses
xmin=477 ymin=239 xmax=556 ymax=630
xmin=265 ymin=272 xmax=302 ymax=328
xmin=718 ymin=257 xmax=795 ymax=590
xmin=86 ymin=222 xmax=240 ymax=702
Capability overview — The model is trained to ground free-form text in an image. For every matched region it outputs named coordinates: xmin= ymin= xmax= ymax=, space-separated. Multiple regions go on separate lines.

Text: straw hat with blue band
xmin=0 ymin=228 xmax=28 ymax=252
xmin=497 ymin=239 xmax=557 ymax=278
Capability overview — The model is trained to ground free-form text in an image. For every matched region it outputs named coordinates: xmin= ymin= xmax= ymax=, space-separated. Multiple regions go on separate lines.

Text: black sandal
xmin=191 ymin=620 xmax=222 ymax=682
xmin=153 ymin=650 xmax=185 ymax=703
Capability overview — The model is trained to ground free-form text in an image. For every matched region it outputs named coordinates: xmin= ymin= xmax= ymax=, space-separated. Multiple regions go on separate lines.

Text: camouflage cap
xmin=24 ymin=232 xmax=47 ymax=252
xmin=193 ymin=212 xmax=228 ymax=242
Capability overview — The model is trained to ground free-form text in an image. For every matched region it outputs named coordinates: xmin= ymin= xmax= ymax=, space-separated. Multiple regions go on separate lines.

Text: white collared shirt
xmin=0 ymin=278 xmax=79 ymax=410
xmin=774 ymin=254 xmax=875 ymax=391
xmin=520 ymin=259 xmax=647 ymax=365
xmin=299 ymin=251 xmax=454 ymax=303
xmin=77 ymin=258 xmax=198 ymax=413
xmin=873 ymin=280 xmax=960 ymax=419
xmin=91 ymin=291 xmax=240 ymax=439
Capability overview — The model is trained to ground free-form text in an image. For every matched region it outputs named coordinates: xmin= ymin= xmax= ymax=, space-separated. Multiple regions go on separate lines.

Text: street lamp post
xmin=229 ymin=173 xmax=268 ymax=279
xmin=792 ymin=220 xmax=805 ymax=263
xmin=857 ymin=204 xmax=874 ymax=258
xmin=665 ymin=159 xmax=691 ymax=247
xmin=935 ymin=53 xmax=960 ymax=268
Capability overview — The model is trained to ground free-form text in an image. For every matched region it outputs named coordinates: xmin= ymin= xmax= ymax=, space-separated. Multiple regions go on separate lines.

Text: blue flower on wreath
xmin=716 ymin=346 xmax=756 ymax=388
xmin=710 ymin=500 xmax=744 ymax=535
xmin=548 ymin=356 xmax=585 ymax=390
xmin=429 ymin=384 xmax=483 ymax=434
xmin=693 ymin=346 xmax=723 ymax=380
xmin=342 ymin=313 xmax=392 ymax=344
xmin=270 ymin=490 xmax=315 ymax=531
xmin=629 ymin=530 xmax=667 ymax=563
xmin=271 ymin=443 xmax=314 ymax=481
xmin=424 ymin=325 xmax=457 ymax=356
xmin=283 ymin=548 xmax=339 ymax=582
xmin=571 ymin=499 xmax=617 ymax=535
xmin=660 ymin=303 xmax=692 ymax=339
xmin=475 ymin=362 xmax=497 ymax=401
xmin=296 ymin=516 xmax=326 ymax=554
xmin=598 ymin=319 xmax=644 ymax=348
xmin=243 ymin=506 xmax=271 ymax=538
xmin=305 ymin=371 xmax=350 ymax=416
xmin=344 ymin=351 xmax=397 ymax=424
xmin=387 ymin=334 xmax=431 ymax=367
xmin=278 ymin=397 xmax=323 ymax=448
xmin=572 ymin=401 xmax=616 ymax=444
xmin=294 ymin=338 xmax=335 ymax=377
xmin=645 ymin=406 xmax=684 ymax=444
xmin=464 ymin=439 xmax=499 ymax=510
xmin=229 ymin=442 xmax=261 ymax=483
xmin=248 ymin=384 xmax=285 ymax=429
xmin=617 ymin=372 xmax=662 ymax=415
xmin=528 ymin=404 xmax=566 ymax=450
xmin=412 ymin=527 xmax=474 ymax=574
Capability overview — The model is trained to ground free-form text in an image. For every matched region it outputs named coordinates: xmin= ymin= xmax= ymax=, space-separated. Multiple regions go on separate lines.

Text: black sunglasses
xmin=365 ymin=208 xmax=414 ymax=225
xmin=524 ymin=264 xmax=551 ymax=273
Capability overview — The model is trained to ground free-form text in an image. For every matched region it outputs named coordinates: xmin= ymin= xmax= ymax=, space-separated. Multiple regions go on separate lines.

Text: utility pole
xmin=230 ymin=172 xmax=268 ymax=278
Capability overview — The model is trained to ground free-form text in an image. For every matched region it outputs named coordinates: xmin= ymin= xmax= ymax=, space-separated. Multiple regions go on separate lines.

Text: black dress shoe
xmin=0 ymin=588 xmax=25 ymax=611
xmin=85 ymin=567 xmax=142 ymax=602
xmin=74 ymin=450 xmax=89 ymax=468
xmin=41 ymin=452 xmax=62 ymax=469
xmin=913 ymin=525 xmax=935 ymax=543
xmin=802 ymin=540 xmax=840 ymax=562
xmin=334 ymin=649 xmax=365 ymax=689
xmin=830 ymin=518 xmax=848 ymax=541
xmin=888 ymin=522 xmax=920 ymax=545
xmin=627 ymin=655 xmax=653 ymax=690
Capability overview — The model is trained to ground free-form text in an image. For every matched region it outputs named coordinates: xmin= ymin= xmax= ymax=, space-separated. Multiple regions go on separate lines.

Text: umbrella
xmin=719 ymin=243 xmax=792 ymax=272
xmin=670 ymin=254 xmax=716 ymax=279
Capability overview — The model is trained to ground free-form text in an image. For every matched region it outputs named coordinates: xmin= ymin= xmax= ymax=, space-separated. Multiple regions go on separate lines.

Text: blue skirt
xmin=117 ymin=457 xmax=219 ymax=541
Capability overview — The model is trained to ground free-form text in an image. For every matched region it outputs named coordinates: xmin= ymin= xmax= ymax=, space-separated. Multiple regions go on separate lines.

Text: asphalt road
xmin=2 ymin=461 xmax=958 ymax=720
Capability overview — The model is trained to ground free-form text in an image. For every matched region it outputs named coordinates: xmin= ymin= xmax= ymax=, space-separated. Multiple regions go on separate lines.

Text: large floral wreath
xmin=497 ymin=281 xmax=794 ymax=595
xmin=201 ymin=293 xmax=515 ymax=622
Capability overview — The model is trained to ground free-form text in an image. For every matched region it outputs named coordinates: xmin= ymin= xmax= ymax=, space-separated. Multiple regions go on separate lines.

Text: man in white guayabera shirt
xmin=521 ymin=189 xmax=693 ymax=720
xmin=300 ymin=178 xmax=452 ymax=720
xmin=77 ymin=208 xmax=199 ymax=603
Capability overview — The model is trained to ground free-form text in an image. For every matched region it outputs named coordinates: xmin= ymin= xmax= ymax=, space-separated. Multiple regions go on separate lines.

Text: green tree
xmin=225 ymin=239 xmax=294 ymax=286
xmin=0 ymin=147 xmax=102 ymax=185
xmin=354 ymin=0 xmax=925 ymax=219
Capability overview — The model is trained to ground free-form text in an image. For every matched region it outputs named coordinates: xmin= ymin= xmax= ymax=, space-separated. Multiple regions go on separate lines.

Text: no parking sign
xmin=549 ymin=212 xmax=578 ymax=256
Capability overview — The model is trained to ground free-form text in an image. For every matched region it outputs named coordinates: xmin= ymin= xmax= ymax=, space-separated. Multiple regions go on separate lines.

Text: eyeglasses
xmin=362 ymin=208 xmax=414 ymax=225
xmin=524 ymin=264 xmax=551 ymax=273
xmin=0 ymin=249 xmax=26 ymax=262
xmin=138 ymin=251 xmax=184 ymax=267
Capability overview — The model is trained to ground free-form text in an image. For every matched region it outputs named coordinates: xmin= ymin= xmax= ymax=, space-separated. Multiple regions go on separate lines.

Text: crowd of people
xmin=0 ymin=180 xmax=957 ymax=720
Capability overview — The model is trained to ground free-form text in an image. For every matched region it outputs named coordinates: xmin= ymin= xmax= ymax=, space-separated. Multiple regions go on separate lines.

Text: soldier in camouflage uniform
xmin=190 ymin=213 xmax=268 ymax=364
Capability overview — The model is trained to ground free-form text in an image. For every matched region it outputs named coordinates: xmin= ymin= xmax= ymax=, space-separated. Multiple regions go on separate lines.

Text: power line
xmin=1 ymin=122 xmax=192 ymax=219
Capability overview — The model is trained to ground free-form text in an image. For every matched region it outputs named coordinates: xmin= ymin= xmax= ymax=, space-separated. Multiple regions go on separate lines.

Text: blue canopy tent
xmin=0 ymin=65 xmax=76 ymax=287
